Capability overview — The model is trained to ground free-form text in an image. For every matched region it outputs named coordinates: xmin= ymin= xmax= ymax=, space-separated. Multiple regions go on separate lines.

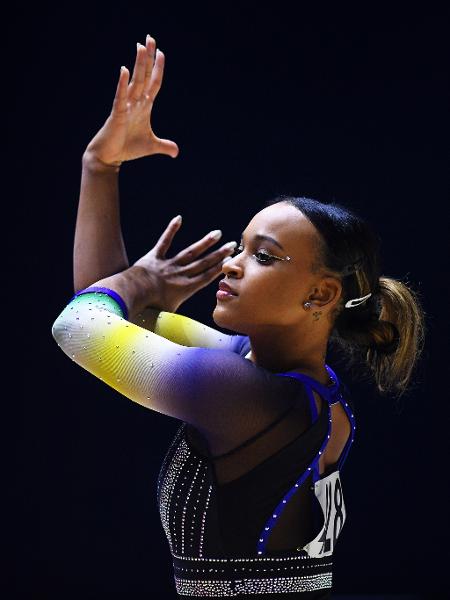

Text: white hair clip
xmin=344 ymin=293 xmax=372 ymax=308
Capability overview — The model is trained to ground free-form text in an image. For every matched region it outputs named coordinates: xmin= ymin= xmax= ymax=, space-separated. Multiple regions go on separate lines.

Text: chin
xmin=212 ymin=305 xmax=231 ymax=328
xmin=212 ymin=305 xmax=247 ymax=334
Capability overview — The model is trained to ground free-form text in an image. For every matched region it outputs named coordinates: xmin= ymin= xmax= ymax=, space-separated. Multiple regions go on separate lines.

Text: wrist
xmin=128 ymin=265 xmax=175 ymax=313
xmin=84 ymin=267 xmax=149 ymax=321
xmin=82 ymin=150 xmax=122 ymax=174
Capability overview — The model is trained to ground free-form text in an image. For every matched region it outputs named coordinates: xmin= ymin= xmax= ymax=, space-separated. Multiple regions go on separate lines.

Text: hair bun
xmin=372 ymin=322 xmax=400 ymax=355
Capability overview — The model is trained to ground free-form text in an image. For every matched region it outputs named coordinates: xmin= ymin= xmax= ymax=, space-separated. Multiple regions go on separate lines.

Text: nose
xmin=221 ymin=253 xmax=244 ymax=278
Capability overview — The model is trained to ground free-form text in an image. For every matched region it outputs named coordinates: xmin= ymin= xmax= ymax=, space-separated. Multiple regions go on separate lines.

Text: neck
xmin=246 ymin=324 xmax=331 ymax=386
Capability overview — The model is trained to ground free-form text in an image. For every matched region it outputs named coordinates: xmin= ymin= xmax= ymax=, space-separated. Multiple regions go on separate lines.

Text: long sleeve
xmin=51 ymin=292 xmax=297 ymax=445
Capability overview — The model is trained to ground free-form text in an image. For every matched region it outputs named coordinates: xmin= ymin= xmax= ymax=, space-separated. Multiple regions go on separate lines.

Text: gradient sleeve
xmin=51 ymin=292 xmax=291 ymax=437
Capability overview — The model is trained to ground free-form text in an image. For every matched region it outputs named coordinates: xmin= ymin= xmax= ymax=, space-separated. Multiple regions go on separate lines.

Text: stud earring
xmin=303 ymin=301 xmax=312 ymax=310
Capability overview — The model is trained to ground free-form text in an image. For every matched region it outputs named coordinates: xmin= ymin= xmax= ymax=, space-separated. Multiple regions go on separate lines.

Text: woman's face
xmin=212 ymin=201 xmax=339 ymax=334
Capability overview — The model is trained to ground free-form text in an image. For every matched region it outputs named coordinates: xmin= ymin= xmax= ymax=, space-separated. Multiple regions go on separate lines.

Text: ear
xmin=308 ymin=276 xmax=342 ymax=308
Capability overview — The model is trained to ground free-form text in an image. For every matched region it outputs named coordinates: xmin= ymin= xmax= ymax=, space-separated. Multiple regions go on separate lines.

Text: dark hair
xmin=265 ymin=195 xmax=426 ymax=398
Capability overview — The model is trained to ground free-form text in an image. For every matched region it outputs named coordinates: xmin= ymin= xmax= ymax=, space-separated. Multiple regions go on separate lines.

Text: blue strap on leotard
xmin=256 ymin=364 xmax=356 ymax=555
xmin=277 ymin=364 xmax=355 ymax=474
xmin=277 ymin=364 xmax=342 ymax=484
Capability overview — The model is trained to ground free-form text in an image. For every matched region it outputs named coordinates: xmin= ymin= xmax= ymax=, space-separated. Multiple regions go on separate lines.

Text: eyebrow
xmin=240 ymin=232 xmax=285 ymax=251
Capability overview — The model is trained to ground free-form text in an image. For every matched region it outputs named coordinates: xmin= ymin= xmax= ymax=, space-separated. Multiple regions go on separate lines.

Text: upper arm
xmin=51 ymin=293 xmax=289 ymax=440
xmin=130 ymin=306 xmax=245 ymax=352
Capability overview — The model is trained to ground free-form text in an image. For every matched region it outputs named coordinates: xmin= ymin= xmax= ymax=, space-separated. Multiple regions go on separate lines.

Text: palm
xmin=86 ymin=36 xmax=179 ymax=166
xmin=117 ymin=99 xmax=159 ymax=162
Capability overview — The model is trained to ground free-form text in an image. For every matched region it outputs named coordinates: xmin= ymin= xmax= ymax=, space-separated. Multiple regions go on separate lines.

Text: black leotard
xmin=52 ymin=291 xmax=356 ymax=598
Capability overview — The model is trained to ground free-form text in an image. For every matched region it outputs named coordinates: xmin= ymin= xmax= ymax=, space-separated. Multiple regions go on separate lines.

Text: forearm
xmin=73 ymin=151 xmax=129 ymax=292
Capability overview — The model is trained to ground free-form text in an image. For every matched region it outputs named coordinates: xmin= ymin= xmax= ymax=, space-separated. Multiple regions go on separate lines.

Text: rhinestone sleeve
xmin=51 ymin=293 xmax=297 ymax=430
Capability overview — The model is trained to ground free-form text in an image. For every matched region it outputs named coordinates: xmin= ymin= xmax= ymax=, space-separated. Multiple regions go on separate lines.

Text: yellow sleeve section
xmin=132 ymin=307 xmax=232 ymax=349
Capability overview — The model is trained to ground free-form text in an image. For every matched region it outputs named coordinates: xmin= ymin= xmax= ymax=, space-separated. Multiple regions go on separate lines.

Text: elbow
xmin=51 ymin=311 xmax=71 ymax=354
xmin=51 ymin=315 xmax=63 ymax=346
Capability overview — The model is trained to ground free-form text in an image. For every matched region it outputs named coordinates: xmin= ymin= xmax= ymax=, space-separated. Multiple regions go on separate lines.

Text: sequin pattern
xmin=159 ymin=438 xmax=191 ymax=553
xmin=158 ymin=426 xmax=213 ymax=558
xmin=172 ymin=553 xmax=333 ymax=596
xmin=174 ymin=572 xmax=332 ymax=596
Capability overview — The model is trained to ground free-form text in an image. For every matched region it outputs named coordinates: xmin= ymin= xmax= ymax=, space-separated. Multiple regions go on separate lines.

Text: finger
xmin=145 ymin=48 xmax=165 ymax=100
xmin=111 ymin=66 xmax=129 ymax=114
xmin=184 ymin=242 xmax=237 ymax=277
xmin=153 ymin=215 xmax=183 ymax=259
xmin=143 ymin=34 xmax=156 ymax=96
xmin=127 ymin=44 xmax=142 ymax=100
xmin=155 ymin=137 xmax=180 ymax=158
xmin=186 ymin=261 xmax=226 ymax=290
xmin=173 ymin=230 xmax=223 ymax=266
xmin=173 ymin=234 xmax=237 ymax=275
xmin=128 ymin=43 xmax=147 ymax=101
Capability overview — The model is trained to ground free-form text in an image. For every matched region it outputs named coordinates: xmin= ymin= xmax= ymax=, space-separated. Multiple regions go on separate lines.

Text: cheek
xmin=246 ymin=274 xmax=299 ymax=309
xmin=270 ymin=277 xmax=309 ymax=318
xmin=272 ymin=287 xmax=301 ymax=313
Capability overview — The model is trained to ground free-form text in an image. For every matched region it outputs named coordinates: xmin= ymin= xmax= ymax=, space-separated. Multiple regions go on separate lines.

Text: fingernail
xmin=174 ymin=215 xmax=182 ymax=223
xmin=209 ymin=230 xmax=222 ymax=241
xmin=224 ymin=241 xmax=237 ymax=249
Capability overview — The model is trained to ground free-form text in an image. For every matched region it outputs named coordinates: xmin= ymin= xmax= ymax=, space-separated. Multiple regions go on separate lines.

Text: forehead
xmin=244 ymin=202 xmax=319 ymax=253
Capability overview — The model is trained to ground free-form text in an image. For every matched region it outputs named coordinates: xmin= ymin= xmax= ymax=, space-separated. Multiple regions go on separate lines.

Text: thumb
xmin=155 ymin=138 xmax=180 ymax=158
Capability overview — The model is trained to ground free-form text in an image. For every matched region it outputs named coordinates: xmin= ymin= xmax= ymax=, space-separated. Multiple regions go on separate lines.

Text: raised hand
xmin=84 ymin=34 xmax=179 ymax=167
xmin=132 ymin=216 xmax=237 ymax=313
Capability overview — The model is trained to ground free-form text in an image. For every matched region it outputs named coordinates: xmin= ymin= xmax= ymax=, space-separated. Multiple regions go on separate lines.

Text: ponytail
xmin=330 ymin=275 xmax=426 ymax=398
xmin=364 ymin=276 xmax=426 ymax=397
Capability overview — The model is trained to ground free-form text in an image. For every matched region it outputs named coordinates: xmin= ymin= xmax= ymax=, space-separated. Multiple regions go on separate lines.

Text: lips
xmin=218 ymin=280 xmax=238 ymax=295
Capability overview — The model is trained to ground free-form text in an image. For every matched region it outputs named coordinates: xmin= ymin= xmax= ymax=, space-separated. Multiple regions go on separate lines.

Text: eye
xmin=253 ymin=249 xmax=274 ymax=264
xmin=231 ymin=245 xmax=274 ymax=265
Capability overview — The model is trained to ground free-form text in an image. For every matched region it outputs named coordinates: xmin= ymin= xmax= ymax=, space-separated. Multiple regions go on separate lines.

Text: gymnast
xmin=52 ymin=34 xmax=425 ymax=599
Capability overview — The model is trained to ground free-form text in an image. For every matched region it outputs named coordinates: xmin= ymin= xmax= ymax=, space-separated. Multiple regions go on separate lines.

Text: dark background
xmin=9 ymin=2 xmax=448 ymax=598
